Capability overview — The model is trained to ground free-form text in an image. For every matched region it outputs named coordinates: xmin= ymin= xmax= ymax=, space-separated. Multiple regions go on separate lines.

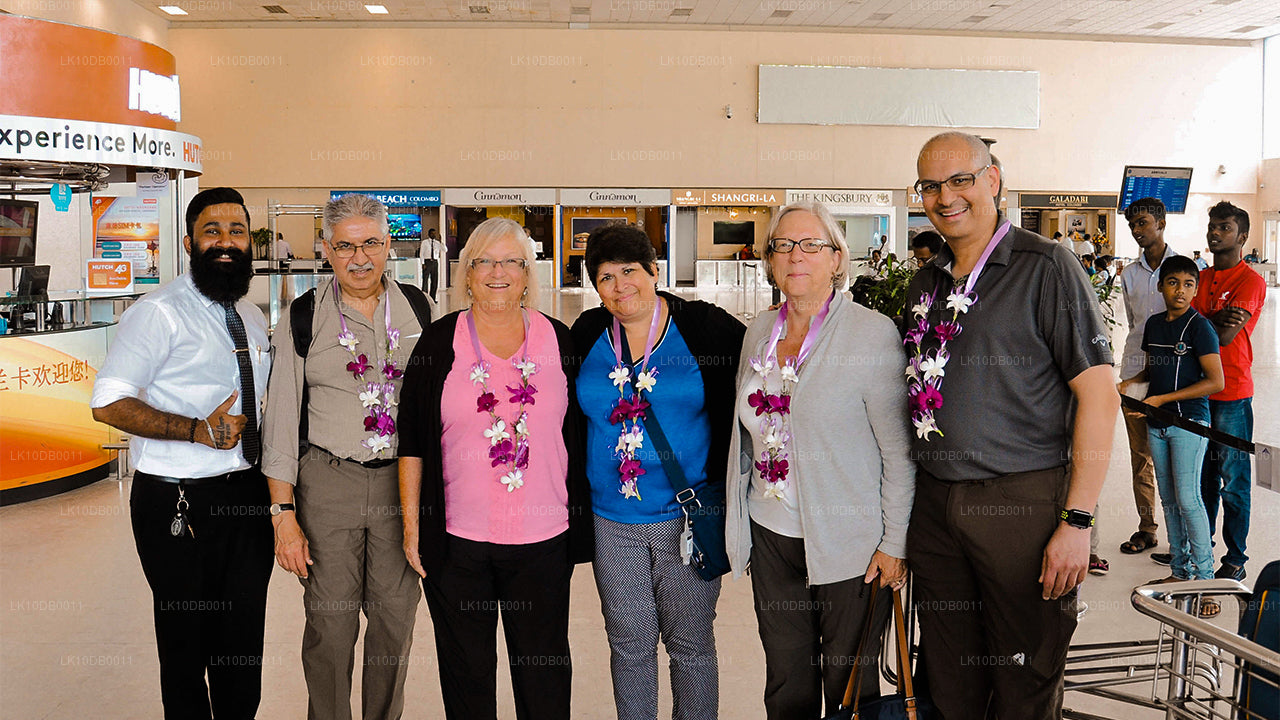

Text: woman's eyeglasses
xmin=470 ymin=258 xmax=528 ymax=271
xmin=769 ymin=238 xmax=833 ymax=254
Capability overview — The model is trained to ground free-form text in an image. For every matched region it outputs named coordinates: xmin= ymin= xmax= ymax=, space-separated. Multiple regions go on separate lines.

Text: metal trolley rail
xmin=1064 ymin=579 xmax=1279 ymax=720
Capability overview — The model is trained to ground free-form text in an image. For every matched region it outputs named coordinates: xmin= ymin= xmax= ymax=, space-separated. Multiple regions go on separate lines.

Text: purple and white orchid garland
xmin=335 ymin=279 xmax=403 ymax=455
xmin=469 ymin=310 xmax=538 ymax=493
xmin=606 ymin=304 xmax=664 ymax=500
xmin=745 ymin=358 xmax=796 ymax=500
xmin=903 ymin=220 xmax=1011 ymax=441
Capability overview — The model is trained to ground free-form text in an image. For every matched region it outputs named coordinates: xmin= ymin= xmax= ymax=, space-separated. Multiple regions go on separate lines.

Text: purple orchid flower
xmin=934 ymin=321 xmax=963 ymax=343
xmin=747 ymin=390 xmax=769 ymax=416
xmin=619 ymin=457 xmax=647 ymax=481
xmin=489 ymin=439 xmax=514 ymax=467
xmin=507 ymin=383 xmax=537 ymax=406
xmin=382 ymin=362 xmax=403 ymax=380
xmin=912 ymin=385 xmax=944 ymax=414
xmin=513 ymin=437 xmax=530 ymax=470
xmin=476 ymin=392 xmax=498 ymax=413
xmin=609 ymin=398 xmax=634 ymax=425
xmin=768 ymin=394 xmax=791 ymax=415
xmin=374 ymin=411 xmax=396 ymax=436
xmin=347 ymin=353 xmax=371 ymax=377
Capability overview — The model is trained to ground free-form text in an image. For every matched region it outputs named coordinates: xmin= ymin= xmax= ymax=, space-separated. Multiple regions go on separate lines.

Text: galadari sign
xmin=1018 ymin=193 xmax=1118 ymax=209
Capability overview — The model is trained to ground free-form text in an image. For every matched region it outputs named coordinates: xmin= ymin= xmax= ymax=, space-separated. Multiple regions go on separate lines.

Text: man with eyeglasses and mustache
xmin=261 ymin=193 xmax=433 ymax=720
xmin=900 ymin=133 xmax=1119 ymax=720
xmin=92 ymin=187 xmax=273 ymax=719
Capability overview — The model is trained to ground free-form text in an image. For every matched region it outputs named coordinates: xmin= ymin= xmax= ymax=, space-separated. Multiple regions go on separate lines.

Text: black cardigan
xmin=569 ymin=291 xmax=746 ymax=494
xmin=397 ymin=310 xmax=594 ymax=575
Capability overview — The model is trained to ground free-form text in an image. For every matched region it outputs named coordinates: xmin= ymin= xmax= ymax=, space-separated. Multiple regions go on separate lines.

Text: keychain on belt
xmin=170 ymin=486 xmax=195 ymax=539
xmin=678 ymin=509 xmax=693 ymax=566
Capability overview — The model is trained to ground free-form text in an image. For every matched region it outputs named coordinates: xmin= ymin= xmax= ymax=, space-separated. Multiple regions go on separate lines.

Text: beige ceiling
xmin=135 ymin=0 xmax=1279 ymax=41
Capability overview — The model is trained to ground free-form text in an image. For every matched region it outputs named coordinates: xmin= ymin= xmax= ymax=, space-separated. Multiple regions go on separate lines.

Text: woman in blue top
xmin=1120 ymin=256 xmax=1224 ymax=607
xmin=570 ymin=224 xmax=744 ymax=720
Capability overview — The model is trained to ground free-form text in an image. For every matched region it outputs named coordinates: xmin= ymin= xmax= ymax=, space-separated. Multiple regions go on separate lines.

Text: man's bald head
xmin=917 ymin=132 xmax=992 ymax=174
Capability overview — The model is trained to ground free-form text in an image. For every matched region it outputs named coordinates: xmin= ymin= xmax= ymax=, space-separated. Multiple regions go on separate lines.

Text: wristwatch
xmin=1059 ymin=508 xmax=1095 ymax=529
xmin=269 ymin=503 xmax=296 ymax=516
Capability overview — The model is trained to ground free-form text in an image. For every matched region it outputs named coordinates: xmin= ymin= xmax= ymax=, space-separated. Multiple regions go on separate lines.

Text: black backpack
xmin=289 ymin=281 xmax=432 ymax=447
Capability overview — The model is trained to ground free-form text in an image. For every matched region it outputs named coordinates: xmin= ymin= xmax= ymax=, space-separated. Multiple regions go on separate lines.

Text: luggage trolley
xmin=1064 ymin=579 xmax=1279 ymax=720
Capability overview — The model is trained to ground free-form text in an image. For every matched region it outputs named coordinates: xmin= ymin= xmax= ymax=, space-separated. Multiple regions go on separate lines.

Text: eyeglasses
xmin=470 ymin=257 xmax=527 ymax=271
xmin=913 ymin=165 xmax=992 ymax=197
xmin=769 ymin=238 xmax=833 ymax=254
xmin=330 ymin=239 xmax=386 ymax=258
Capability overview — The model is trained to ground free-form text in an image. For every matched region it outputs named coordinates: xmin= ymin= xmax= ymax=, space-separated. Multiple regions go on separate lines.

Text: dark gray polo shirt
xmin=902 ymin=221 xmax=1113 ymax=481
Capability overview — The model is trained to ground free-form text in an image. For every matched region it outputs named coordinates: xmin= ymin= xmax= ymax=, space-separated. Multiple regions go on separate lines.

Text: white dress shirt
xmin=92 ymin=273 xmax=271 ymax=477
xmin=1118 ymin=245 xmax=1180 ymax=380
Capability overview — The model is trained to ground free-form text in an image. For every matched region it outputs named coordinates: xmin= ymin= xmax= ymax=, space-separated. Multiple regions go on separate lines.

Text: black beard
xmin=190 ymin=244 xmax=253 ymax=303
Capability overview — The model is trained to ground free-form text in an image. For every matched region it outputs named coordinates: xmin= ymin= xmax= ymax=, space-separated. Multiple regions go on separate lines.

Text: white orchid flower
xmin=763 ymin=481 xmax=787 ymax=501
xmin=363 ymin=434 xmax=391 ymax=453
xmin=635 ymin=370 xmax=658 ymax=393
xmin=500 ymin=470 xmax=524 ymax=492
xmin=483 ymin=419 xmax=510 ymax=445
xmin=359 ymin=388 xmax=382 ymax=408
xmin=609 ymin=365 xmax=631 ymax=388
xmin=338 ymin=331 xmax=359 ymax=352
xmin=514 ymin=415 xmax=528 ymax=437
xmin=912 ymin=301 xmax=931 ymax=319
xmin=945 ymin=291 xmax=974 ymax=315
xmin=780 ymin=364 xmax=799 ymax=383
xmin=913 ymin=413 xmax=943 ymax=440
xmin=514 ymin=359 xmax=539 ymax=379
xmin=469 ymin=363 xmax=490 ymax=385
xmin=762 ymin=427 xmax=785 ymax=451
xmin=624 ymin=430 xmax=645 ymax=453
xmin=905 ymin=363 xmax=920 ymax=381
xmin=919 ymin=356 xmax=946 ymax=382
xmin=621 ymin=481 xmax=641 ymax=500
xmin=749 ymin=357 xmax=775 ymax=375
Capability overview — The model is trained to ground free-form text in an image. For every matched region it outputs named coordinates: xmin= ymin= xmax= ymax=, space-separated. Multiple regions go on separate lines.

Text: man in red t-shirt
xmin=1191 ymin=201 xmax=1265 ymax=582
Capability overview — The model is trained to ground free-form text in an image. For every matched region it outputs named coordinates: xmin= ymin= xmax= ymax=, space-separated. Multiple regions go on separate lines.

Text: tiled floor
xmin=1 ymin=285 xmax=1276 ymax=720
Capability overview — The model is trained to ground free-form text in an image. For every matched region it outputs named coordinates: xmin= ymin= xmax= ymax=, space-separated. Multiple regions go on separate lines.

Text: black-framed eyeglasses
xmin=470 ymin=257 xmax=527 ymax=271
xmin=913 ymin=164 xmax=992 ymax=197
xmin=769 ymin=238 xmax=833 ymax=254
xmin=330 ymin=239 xmax=386 ymax=258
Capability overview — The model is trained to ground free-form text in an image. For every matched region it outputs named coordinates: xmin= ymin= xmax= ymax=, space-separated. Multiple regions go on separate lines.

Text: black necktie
xmin=222 ymin=301 xmax=260 ymax=464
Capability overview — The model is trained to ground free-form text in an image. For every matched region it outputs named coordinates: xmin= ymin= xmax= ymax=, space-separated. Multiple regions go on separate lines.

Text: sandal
xmin=1089 ymin=557 xmax=1110 ymax=575
xmin=1197 ymin=597 xmax=1221 ymax=619
xmin=1120 ymin=531 xmax=1158 ymax=554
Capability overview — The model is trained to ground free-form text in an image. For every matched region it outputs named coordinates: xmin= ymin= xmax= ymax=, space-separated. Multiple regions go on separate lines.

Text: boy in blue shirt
xmin=1119 ymin=256 xmax=1225 ymax=615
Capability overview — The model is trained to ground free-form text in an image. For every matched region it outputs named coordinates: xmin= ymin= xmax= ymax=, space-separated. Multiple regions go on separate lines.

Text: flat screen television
xmin=713 ymin=221 xmax=755 ymax=246
xmin=0 ymin=199 xmax=38 ymax=268
xmin=388 ymin=213 xmax=423 ymax=239
xmin=1117 ymin=166 xmax=1193 ymax=214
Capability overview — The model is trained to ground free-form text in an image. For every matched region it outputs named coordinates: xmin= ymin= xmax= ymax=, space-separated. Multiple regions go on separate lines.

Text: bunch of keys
xmin=170 ymin=487 xmax=195 ymax=539
xmin=679 ymin=516 xmax=694 ymax=566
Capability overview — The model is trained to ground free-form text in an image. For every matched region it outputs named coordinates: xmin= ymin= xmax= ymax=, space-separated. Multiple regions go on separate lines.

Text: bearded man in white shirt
xmin=92 ymin=187 xmax=273 ymax=720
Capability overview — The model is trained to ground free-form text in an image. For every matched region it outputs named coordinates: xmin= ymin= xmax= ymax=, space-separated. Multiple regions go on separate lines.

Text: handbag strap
xmin=844 ymin=580 xmax=919 ymax=718
xmin=618 ymin=326 xmax=699 ymax=506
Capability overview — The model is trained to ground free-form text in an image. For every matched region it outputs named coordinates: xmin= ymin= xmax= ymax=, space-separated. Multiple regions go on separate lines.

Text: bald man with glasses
xmin=900 ymin=132 xmax=1119 ymax=720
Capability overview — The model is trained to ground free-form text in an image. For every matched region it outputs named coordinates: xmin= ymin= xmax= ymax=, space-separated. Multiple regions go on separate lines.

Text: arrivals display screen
xmin=0 ymin=199 xmax=38 ymax=268
xmin=713 ymin=221 xmax=755 ymax=246
xmin=1117 ymin=166 xmax=1193 ymax=214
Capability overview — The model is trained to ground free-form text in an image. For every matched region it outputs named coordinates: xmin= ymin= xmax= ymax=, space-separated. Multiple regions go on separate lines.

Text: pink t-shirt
xmin=441 ymin=311 xmax=570 ymax=545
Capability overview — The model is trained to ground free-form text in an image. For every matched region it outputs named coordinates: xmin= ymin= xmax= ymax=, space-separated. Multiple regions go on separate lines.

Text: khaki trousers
xmin=1123 ymin=408 xmax=1159 ymax=535
xmin=295 ymin=447 xmax=421 ymax=720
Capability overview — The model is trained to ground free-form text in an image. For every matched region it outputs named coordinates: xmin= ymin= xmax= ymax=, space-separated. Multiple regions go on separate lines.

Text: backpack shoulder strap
xmin=290 ymin=288 xmax=318 ymax=358
xmin=396 ymin=281 xmax=433 ymax=328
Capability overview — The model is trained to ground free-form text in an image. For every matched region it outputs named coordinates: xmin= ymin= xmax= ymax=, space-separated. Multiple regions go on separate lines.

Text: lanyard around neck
xmin=611 ymin=299 xmax=664 ymax=374
xmin=468 ymin=308 xmax=530 ymax=365
xmin=958 ymin=220 xmax=1012 ymax=296
xmin=765 ymin=290 xmax=835 ymax=369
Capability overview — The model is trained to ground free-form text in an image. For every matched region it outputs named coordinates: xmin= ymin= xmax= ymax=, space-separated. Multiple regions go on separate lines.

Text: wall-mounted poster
xmin=1065 ymin=213 xmax=1087 ymax=237
xmin=91 ymin=196 xmax=161 ymax=284
xmin=569 ymin=217 xmax=626 ymax=251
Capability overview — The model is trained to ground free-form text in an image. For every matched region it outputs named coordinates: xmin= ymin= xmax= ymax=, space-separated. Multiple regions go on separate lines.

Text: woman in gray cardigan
xmin=727 ymin=202 xmax=915 ymax=719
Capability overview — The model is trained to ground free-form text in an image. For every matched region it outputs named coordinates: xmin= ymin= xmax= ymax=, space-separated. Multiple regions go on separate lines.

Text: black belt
xmin=1120 ymin=396 xmax=1255 ymax=453
xmin=311 ymin=445 xmax=398 ymax=469
xmin=135 ymin=469 xmax=259 ymax=486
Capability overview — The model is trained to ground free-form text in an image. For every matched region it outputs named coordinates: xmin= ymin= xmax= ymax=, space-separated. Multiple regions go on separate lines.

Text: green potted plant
xmin=250 ymin=227 xmax=272 ymax=259
xmin=850 ymin=255 xmax=917 ymax=322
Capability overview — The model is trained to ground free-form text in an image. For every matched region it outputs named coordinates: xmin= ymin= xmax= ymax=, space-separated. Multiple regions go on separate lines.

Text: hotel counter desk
xmin=0 ymin=292 xmax=140 ymax=505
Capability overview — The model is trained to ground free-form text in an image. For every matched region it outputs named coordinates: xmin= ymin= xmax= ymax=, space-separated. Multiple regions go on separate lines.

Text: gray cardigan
xmin=727 ymin=292 xmax=915 ymax=585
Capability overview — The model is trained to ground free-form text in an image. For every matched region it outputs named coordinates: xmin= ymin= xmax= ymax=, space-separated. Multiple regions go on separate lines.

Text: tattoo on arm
xmin=92 ymin=398 xmax=196 ymax=442
xmin=212 ymin=416 xmax=234 ymax=449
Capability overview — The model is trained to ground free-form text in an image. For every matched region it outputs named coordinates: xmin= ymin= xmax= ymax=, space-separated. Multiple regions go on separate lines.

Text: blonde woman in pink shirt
xmin=398 ymin=218 xmax=593 ymax=720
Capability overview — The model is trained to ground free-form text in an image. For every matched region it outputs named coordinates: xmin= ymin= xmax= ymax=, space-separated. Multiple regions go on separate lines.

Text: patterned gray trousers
xmin=593 ymin=515 xmax=722 ymax=720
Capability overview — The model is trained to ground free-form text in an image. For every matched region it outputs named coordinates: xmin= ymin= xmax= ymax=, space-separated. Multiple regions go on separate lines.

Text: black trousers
xmin=130 ymin=470 xmax=274 ymax=720
xmin=907 ymin=466 xmax=1077 ymax=720
xmin=422 ymin=259 xmax=439 ymax=298
xmin=749 ymin=521 xmax=890 ymax=720
xmin=422 ymin=532 xmax=574 ymax=720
